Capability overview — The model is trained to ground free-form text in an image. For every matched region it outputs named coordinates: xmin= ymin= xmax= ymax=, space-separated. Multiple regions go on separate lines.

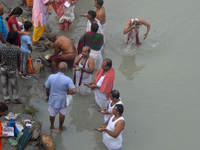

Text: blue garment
xmin=7 ymin=119 xmax=18 ymax=137
xmin=20 ymin=29 xmax=32 ymax=53
xmin=45 ymin=72 xmax=75 ymax=109
xmin=0 ymin=16 xmax=7 ymax=41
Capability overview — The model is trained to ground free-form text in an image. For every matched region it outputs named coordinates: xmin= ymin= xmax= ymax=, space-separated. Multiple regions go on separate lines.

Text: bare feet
xmin=57 ymin=126 xmax=66 ymax=133
xmin=50 ymin=126 xmax=55 ymax=132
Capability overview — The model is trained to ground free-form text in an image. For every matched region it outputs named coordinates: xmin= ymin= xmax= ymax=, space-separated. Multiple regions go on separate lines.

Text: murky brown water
xmin=29 ymin=0 xmax=200 ymax=149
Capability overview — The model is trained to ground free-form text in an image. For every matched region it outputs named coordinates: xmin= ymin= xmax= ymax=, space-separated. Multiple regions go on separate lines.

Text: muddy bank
xmin=0 ymin=0 xmax=55 ymax=149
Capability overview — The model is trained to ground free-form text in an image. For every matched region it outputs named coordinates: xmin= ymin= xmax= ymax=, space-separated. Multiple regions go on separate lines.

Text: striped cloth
xmin=77 ymin=31 xmax=104 ymax=55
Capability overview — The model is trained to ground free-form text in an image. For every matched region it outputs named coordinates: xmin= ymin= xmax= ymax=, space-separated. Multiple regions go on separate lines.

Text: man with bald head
xmin=73 ymin=46 xmax=94 ymax=95
xmin=45 ymin=62 xmax=76 ymax=133
xmin=0 ymin=5 xmax=7 ymax=44
xmin=47 ymin=33 xmax=77 ymax=73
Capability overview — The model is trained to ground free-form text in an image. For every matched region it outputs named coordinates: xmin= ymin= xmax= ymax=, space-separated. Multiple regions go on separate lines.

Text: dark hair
xmin=88 ymin=10 xmax=96 ymax=19
xmin=134 ymin=21 xmax=140 ymax=26
xmin=6 ymin=7 xmax=23 ymax=21
xmin=87 ymin=47 xmax=91 ymax=53
xmin=110 ymin=90 xmax=120 ymax=99
xmin=0 ymin=102 xmax=8 ymax=112
xmin=7 ymin=31 xmax=18 ymax=44
xmin=24 ymin=21 xmax=33 ymax=30
xmin=48 ymin=33 xmax=56 ymax=41
xmin=115 ymin=104 xmax=124 ymax=115
xmin=104 ymin=58 xmax=112 ymax=68
xmin=91 ymin=23 xmax=99 ymax=33
xmin=95 ymin=0 xmax=104 ymax=7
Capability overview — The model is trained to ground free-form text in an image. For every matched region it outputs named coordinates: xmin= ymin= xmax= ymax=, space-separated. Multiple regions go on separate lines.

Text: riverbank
xmin=0 ymin=0 xmax=54 ymax=149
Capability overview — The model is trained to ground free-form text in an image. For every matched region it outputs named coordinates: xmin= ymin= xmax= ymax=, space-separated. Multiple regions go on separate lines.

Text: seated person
xmin=47 ymin=33 xmax=77 ymax=73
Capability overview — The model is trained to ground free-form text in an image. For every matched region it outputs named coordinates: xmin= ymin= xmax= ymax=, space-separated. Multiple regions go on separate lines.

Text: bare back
xmin=54 ymin=36 xmax=76 ymax=55
xmin=96 ymin=6 xmax=106 ymax=25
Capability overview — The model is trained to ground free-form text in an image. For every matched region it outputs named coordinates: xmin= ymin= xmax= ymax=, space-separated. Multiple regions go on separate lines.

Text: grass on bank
xmin=23 ymin=105 xmax=39 ymax=117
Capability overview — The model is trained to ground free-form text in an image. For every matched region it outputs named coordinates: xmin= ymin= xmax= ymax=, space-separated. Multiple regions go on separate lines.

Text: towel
xmin=95 ymin=67 xmax=115 ymax=100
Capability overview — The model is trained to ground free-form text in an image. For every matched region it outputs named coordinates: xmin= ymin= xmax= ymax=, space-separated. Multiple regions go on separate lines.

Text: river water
xmin=31 ymin=0 xmax=200 ymax=149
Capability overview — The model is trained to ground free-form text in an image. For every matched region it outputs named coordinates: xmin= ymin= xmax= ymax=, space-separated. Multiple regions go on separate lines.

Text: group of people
xmin=0 ymin=0 xmax=152 ymax=149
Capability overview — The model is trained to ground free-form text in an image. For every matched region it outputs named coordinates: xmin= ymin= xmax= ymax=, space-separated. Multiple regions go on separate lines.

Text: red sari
xmin=7 ymin=17 xmax=21 ymax=47
xmin=52 ymin=0 xmax=76 ymax=31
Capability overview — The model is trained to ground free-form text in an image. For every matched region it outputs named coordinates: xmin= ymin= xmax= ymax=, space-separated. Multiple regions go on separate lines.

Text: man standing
xmin=32 ymin=0 xmax=57 ymax=46
xmin=0 ymin=102 xmax=9 ymax=150
xmin=86 ymin=10 xmax=103 ymax=34
xmin=0 ymin=31 xmax=22 ymax=104
xmin=0 ymin=5 xmax=7 ymax=45
xmin=94 ymin=0 xmax=106 ymax=42
xmin=45 ymin=62 xmax=76 ymax=133
xmin=73 ymin=46 xmax=94 ymax=95
xmin=47 ymin=33 xmax=77 ymax=73
xmin=100 ymin=90 xmax=123 ymax=123
xmin=123 ymin=18 xmax=150 ymax=45
xmin=77 ymin=23 xmax=104 ymax=70
xmin=97 ymin=104 xmax=125 ymax=150
xmin=89 ymin=58 xmax=115 ymax=109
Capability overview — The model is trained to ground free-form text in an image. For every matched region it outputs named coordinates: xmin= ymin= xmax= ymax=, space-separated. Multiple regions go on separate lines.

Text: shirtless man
xmin=86 ymin=10 xmax=103 ymax=34
xmin=48 ymin=33 xmax=76 ymax=73
xmin=94 ymin=0 xmax=106 ymax=41
xmin=123 ymin=18 xmax=150 ymax=45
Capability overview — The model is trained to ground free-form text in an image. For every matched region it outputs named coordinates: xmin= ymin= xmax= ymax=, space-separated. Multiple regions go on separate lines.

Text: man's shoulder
xmin=99 ymin=7 xmax=106 ymax=15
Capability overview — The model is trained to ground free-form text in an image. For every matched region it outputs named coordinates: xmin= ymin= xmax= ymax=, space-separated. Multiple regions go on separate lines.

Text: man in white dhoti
xmin=89 ymin=58 xmax=115 ymax=109
xmin=123 ymin=18 xmax=150 ymax=45
xmin=97 ymin=104 xmax=125 ymax=150
xmin=86 ymin=10 xmax=103 ymax=34
xmin=73 ymin=46 xmax=94 ymax=95
xmin=94 ymin=0 xmax=106 ymax=42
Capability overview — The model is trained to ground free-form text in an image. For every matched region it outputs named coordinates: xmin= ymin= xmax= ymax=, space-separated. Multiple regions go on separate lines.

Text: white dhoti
xmin=101 ymin=23 xmax=106 ymax=43
xmin=124 ymin=28 xmax=138 ymax=45
xmin=94 ymin=89 xmax=109 ymax=109
xmin=75 ymin=57 xmax=91 ymax=95
xmin=94 ymin=75 xmax=110 ymax=109
xmin=76 ymin=82 xmax=90 ymax=95
xmin=90 ymin=49 xmax=103 ymax=70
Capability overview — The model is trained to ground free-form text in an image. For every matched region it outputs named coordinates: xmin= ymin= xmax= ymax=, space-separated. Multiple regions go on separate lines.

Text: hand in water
xmin=144 ymin=33 xmax=147 ymax=40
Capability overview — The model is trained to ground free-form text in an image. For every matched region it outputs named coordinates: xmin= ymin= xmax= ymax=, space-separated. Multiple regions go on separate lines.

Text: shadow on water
xmin=119 ymin=55 xmax=145 ymax=80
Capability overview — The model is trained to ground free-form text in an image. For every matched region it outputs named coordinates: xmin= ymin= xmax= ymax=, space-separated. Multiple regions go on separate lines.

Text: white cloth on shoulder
xmin=124 ymin=18 xmax=140 ymax=45
xmin=86 ymin=18 xmax=103 ymax=34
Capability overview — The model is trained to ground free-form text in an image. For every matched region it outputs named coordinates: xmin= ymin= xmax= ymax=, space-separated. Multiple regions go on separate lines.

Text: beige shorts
xmin=48 ymin=105 xmax=67 ymax=117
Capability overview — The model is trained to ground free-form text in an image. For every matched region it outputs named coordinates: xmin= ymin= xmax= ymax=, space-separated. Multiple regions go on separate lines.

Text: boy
xmin=20 ymin=21 xmax=33 ymax=79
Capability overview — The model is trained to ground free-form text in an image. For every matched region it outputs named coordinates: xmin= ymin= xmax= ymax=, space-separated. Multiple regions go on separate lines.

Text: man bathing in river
xmin=48 ymin=33 xmax=77 ymax=73
xmin=94 ymin=0 xmax=106 ymax=42
xmin=123 ymin=18 xmax=150 ymax=45
xmin=45 ymin=62 xmax=76 ymax=133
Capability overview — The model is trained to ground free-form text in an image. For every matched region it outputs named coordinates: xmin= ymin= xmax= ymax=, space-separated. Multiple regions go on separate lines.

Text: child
xmin=20 ymin=21 xmax=33 ymax=79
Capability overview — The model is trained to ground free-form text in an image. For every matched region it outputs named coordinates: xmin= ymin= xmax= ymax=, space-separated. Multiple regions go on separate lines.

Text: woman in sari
xmin=52 ymin=0 xmax=77 ymax=31
xmin=6 ymin=7 xmax=30 ymax=47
